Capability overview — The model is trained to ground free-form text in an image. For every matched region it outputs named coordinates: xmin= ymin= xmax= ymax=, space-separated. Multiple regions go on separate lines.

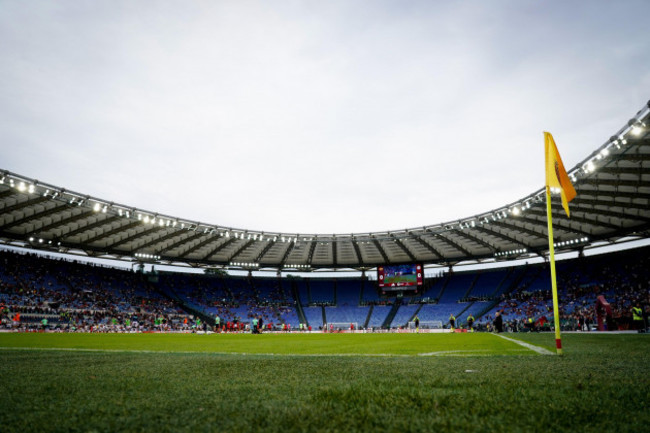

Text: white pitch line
xmin=494 ymin=334 xmax=555 ymax=355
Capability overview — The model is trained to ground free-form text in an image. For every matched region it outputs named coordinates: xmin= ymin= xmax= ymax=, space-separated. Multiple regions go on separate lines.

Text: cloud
xmin=1 ymin=1 xmax=649 ymax=233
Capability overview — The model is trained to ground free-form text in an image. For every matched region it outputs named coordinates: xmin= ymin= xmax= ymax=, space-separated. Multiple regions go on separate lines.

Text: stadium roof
xmin=1 ymin=100 xmax=649 ymax=272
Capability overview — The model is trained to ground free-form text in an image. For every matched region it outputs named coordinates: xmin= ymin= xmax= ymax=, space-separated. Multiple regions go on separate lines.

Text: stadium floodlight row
xmin=0 ymin=100 xmax=649 ymax=271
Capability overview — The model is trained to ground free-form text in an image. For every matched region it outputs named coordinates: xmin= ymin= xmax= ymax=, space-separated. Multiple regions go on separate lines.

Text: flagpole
xmin=545 ymin=185 xmax=563 ymax=355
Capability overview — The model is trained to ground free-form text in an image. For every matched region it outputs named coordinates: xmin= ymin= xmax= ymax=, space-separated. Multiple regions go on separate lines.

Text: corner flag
xmin=544 ymin=132 xmax=578 ymax=355
xmin=544 ymin=132 xmax=576 ymax=217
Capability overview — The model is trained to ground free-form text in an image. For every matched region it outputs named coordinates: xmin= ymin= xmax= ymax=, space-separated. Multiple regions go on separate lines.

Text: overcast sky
xmin=1 ymin=0 xmax=649 ymax=235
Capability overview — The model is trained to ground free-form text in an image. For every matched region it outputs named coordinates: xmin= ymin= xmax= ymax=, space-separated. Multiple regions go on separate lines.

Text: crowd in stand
xmin=477 ymin=250 xmax=650 ymax=331
xmin=156 ymin=273 xmax=295 ymax=330
xmin=1 ymin=246 xmax=649 ymax=333
xmin=0 ymin=251 xmax=193 ymax=332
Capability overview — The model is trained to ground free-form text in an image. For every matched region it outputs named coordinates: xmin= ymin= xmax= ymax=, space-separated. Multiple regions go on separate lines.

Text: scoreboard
xmin=377 ymin=263 xmax=424 ymax=289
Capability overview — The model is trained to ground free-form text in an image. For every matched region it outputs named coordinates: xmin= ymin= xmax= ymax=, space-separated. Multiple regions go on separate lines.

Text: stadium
xmin=2 ymin=3 xmax=650 ymax=433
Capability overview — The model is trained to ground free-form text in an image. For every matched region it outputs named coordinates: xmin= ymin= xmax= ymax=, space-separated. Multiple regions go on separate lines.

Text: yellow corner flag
xmin=544 ymin=132 xmax=576 ymax=217
xmin=544 ymin=132 xmax=578 ymax=355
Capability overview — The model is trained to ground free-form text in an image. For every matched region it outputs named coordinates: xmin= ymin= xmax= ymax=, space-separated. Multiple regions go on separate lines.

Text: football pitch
xmin=0 ymin=332 xmax=648 ymax=432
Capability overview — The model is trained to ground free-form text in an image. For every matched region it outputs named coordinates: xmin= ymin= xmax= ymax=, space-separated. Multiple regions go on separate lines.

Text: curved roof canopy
xmin=1 ymin=101 xmax=649 ymax=271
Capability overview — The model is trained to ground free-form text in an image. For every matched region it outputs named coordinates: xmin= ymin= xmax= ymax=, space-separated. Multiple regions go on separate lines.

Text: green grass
xmin=0 ymin=331 xmax=537 ymax=356
xmin=0 ymin=332 xmax=648 ymax=432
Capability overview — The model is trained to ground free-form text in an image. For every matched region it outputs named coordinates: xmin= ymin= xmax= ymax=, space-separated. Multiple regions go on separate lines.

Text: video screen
xmin=377 ymin=264 xmax=423 ymax=289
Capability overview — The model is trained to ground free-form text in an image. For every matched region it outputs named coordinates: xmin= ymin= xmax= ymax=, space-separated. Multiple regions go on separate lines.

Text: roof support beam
xmin=201 ymin=237 xmax=238 ymax=261
xmin=436 ymin=232 xmax=473 ymax=256
xmin=256 ymin=240 xmax=277 ymax=263
xmin=307 ymin=240 xmax=321 ymax=266
xmin=390 ymin=234 xmax=417 ymax=262
xmin=412 ymin=232 xmax=445 ymax=260
xmin=279 ymin=241 xmax=296 ymax=267
xmin=228 ymin=239 xmax=256 ymax=262
xmin=371 ymin=237 xmax=390 ymax=263
xmin=351 ymin=239 xmax=364 ymax=266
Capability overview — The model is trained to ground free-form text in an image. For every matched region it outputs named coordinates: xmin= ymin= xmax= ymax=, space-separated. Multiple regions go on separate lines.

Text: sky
xmin=1 ymin=0 xmax=649 ymax=235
